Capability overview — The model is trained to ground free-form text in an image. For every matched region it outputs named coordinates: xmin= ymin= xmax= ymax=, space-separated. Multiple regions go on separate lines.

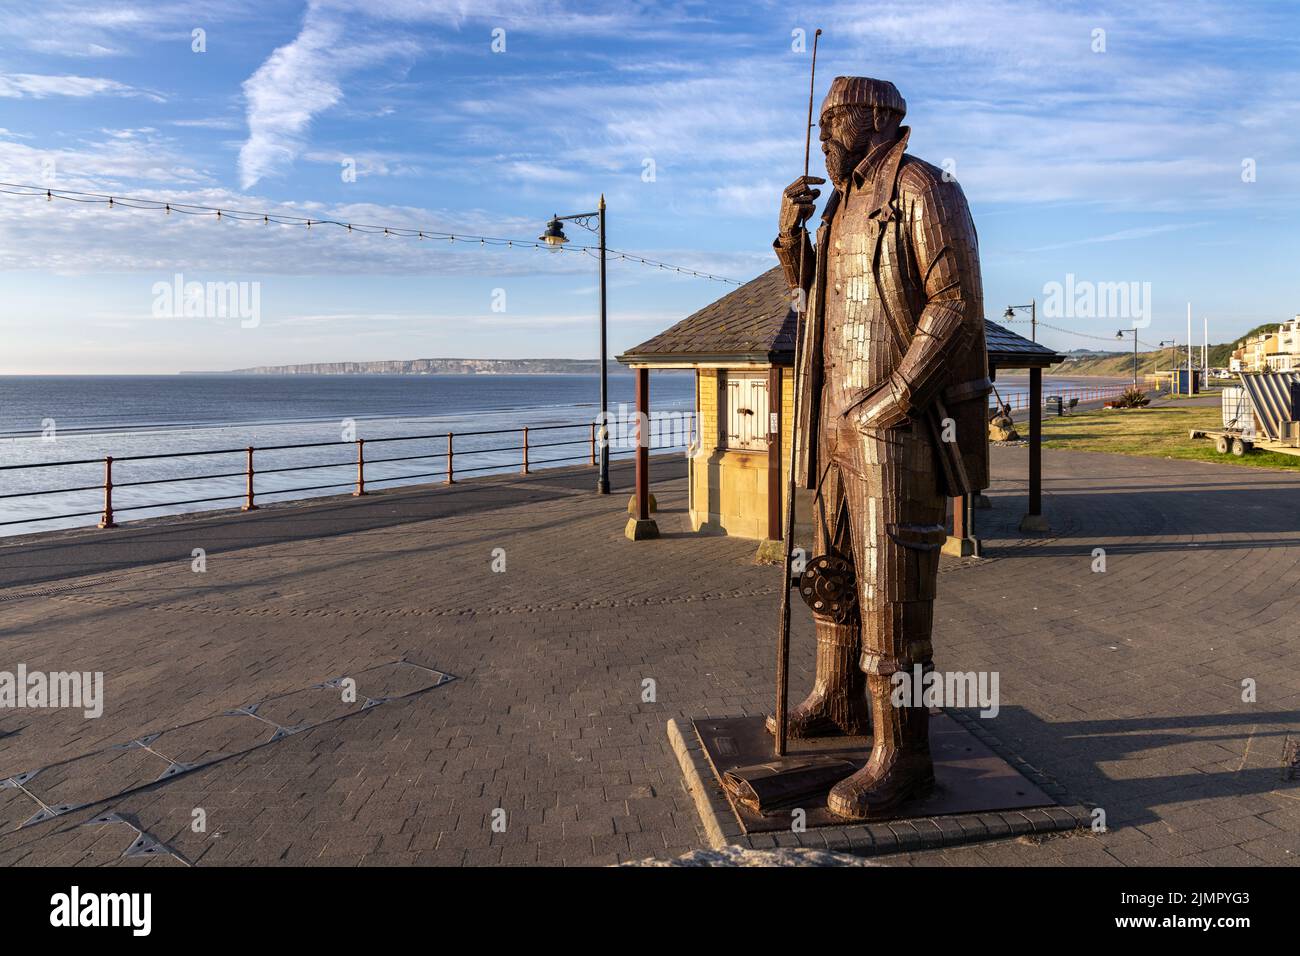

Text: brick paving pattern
xmin=0 ymin=446 xmax=1297 ymax=866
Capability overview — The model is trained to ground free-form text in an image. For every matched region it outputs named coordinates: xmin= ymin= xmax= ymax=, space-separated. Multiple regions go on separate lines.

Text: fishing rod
xmin=774 ymin=26 xmax=822 ymax=757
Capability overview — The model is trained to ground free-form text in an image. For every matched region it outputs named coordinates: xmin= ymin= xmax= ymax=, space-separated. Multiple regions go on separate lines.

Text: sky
xmin=1 ymin=0 xmax=1298 ymax=374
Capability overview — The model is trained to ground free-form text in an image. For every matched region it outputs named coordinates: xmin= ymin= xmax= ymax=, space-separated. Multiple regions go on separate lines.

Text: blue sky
xmin=1 ymin=0 xmax=1298 ymax=373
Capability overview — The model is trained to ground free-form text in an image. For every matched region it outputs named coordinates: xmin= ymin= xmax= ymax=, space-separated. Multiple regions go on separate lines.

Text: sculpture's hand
xmin=844 ymin=374 xmax=912 ymax=434
xmin=778 ymin=175 xmax=825 ymax=236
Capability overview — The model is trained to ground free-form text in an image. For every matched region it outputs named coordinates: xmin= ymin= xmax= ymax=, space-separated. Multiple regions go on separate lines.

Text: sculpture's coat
xmin=767 ymin=78 xmax=990 ymax=818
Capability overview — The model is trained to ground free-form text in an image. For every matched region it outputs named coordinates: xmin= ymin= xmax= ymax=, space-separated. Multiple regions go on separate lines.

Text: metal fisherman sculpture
xmin=768 ymin=76 xmax=990 ymax=819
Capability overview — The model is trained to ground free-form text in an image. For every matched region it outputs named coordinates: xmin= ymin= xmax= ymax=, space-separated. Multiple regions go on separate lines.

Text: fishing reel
xmin=797 ymin=550 xmax=858 ymax=623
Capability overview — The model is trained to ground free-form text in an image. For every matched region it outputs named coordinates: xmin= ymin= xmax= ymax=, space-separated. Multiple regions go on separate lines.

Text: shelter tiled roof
xmin=617 ymin=266 xmax=795 ymax=364
xmin=983 ymin=319 xmax=1064 ymax=368
xmin=617 ymin=265 xmax=1063 ymax=369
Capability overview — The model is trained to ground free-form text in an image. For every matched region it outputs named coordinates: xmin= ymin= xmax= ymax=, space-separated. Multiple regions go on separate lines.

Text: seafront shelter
xmin=616 ymin=266 xmax=1063 ymax=555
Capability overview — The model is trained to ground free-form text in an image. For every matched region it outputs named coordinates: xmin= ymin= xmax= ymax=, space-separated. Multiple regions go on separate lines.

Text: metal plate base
xmin=694 ymin=714 xmax=1057 ymax=834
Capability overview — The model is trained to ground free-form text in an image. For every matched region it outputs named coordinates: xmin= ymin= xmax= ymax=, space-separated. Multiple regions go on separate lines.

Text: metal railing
xmin=989 ymin=383 xmax=1144 ymax=414
xmin=0 ymin=416 xmax=696 ymax=533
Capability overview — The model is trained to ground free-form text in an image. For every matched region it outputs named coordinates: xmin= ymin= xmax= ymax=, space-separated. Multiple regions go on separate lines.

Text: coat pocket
xmin=884 ymin=523 xmax=948 ymax=602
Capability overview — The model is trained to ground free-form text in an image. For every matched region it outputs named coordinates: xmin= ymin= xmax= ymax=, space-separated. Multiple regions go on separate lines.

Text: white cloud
xmin=507 ymin=162 xmax=585 ymax=184
xmin=0 ymin=1 xmax=264 ymax=57
xmin=710 ymin=181 xmax=787 ymax=217
xmin=0 ymin=128 xmax=211 ymax=188
xmin=172 ymin=117 xmax=246 ymax=131
xmin=239 ymin=0 xmax=508 ymax=190
xmin=0 ymin=72 xmax=161 ymax=100
xmin=238 ymin=9 xmax=346 ymax=189
xmin=233 ymin=0 xmax=657 ymax=191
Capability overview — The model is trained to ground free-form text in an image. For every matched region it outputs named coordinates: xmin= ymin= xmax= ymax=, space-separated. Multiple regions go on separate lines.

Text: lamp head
xmin=539 ymin=217 xmax=568 ymax=251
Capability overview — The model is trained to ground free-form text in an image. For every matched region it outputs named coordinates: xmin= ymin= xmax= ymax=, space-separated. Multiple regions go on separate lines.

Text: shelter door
xmin=724 ymin=371 xmax=769 ymax=451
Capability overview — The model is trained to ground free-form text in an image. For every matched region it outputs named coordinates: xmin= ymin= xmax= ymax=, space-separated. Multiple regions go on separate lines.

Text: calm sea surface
xmin=0 ymin=373 xmax=696 ymax=536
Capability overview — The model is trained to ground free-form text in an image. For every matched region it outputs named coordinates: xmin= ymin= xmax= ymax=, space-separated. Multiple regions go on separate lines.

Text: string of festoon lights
xmin=998 ymin=314 xmax=1162 ymax=350
xmin=0 ymin=181 xmax=743 ymax=286
xmin=1038 ymin=320 xmax=1161 ymax=350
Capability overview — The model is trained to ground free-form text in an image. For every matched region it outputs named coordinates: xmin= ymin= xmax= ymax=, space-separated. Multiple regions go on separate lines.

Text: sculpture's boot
xmin=766 ymin=620 xmax=870 ymax=738
xmin=826 ymin=671 xmax=934 ymax=819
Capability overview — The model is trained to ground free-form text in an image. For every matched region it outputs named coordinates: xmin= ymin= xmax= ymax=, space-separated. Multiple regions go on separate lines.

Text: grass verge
xmin=1035 ymin=402 xmax=1300 ymax=470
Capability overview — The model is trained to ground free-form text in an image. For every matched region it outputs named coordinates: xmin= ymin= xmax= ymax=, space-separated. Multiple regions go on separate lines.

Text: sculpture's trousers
xmin=813 ymin=417 xmax=947 ymax=677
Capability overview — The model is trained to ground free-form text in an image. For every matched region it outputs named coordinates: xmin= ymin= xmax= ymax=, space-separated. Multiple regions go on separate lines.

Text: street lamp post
xmin=1159 ymin=340 xmax=1175 ymax=393
xmin=1003 ymin=300 xmax=1037 ymax=342
xmin=1116 ymin=329 xmax=1139 ymax=386
xmin=540 ymin=195 xmax=610 ymax=495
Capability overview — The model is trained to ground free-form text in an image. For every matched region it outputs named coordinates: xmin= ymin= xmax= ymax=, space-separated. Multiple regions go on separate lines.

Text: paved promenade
xmin=1 ymin=445 xmax=1298 ymax=866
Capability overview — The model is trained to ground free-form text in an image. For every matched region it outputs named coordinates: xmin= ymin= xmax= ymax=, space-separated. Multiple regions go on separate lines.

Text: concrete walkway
xmin=0 ymin=446 xmax=1297 ymax=866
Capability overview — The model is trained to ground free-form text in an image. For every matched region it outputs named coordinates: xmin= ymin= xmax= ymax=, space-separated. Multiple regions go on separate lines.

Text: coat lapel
xmin=864 ymin=127 xmax=911 ymax=224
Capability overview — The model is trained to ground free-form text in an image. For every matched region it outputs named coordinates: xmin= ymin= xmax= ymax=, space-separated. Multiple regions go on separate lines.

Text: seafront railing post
xmin=354 ymin=439 xmax=366 ymax=497
xmin=446 ymin=433 xmax=455 ymax=484
xmin=589 ymin=423 xmax=596 ymax=467
xmin=521 ymin=427 xmax=529 ymax=475
xmin=242 ymin=446 xmax=258 ymax=511
xmin=98 ymin=456 xmax=117 ymax=529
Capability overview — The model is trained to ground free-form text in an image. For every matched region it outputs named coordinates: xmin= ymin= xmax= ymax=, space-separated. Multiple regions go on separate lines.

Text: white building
xmin=1231 ymin=316 xmax=1300 ymax=372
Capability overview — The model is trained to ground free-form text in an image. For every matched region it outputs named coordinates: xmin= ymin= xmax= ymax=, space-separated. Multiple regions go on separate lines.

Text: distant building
xmin=1231 ymin=316 xmax=1300 ymax=372
xmin=1275 ymin=317 xmax=1300 ymax=371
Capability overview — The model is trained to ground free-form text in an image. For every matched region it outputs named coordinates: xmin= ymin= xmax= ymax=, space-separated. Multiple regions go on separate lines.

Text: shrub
xmin=1111 ymin=386 xmax=1150 ymax=409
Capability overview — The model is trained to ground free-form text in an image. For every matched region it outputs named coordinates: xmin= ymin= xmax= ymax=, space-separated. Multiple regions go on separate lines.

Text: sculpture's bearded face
xmin=820 ymin=106 xmax=897 ymax=187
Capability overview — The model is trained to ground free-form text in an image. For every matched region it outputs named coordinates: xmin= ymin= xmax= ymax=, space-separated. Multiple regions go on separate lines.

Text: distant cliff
xmin=183 ymin=358 xmax=632 ymax=375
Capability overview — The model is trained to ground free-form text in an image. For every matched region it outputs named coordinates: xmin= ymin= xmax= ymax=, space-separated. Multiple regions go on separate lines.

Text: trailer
xmin=1190 ymin=371 xmax=1300 ymax=458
